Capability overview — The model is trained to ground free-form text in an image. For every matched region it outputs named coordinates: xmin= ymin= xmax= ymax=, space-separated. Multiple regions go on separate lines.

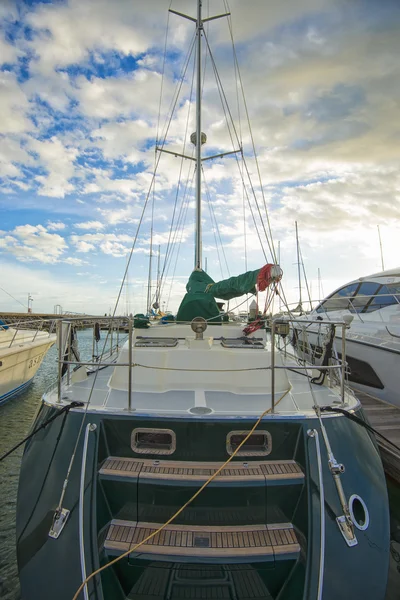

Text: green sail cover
xmin=176 ymin=270 xmax=221 ymax=323
xmin=206 ymin=269 xmax=260 ymax=301
xmin=176 ymin=268 xmax=261 ymax=322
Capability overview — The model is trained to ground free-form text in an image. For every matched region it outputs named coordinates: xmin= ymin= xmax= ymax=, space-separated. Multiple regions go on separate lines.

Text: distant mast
xmin=377 ymin=225 xmax=385 ymax=271
xmin=295 ymin=221 xmax=302 ymax=312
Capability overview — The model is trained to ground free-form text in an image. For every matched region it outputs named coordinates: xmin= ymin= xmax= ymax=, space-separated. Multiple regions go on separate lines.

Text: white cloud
xmin=0 ymin=224 xmax=67 ymax=264
xmin=91 ymin=120 xmax=154 ymax=161
xmin=25 ymin=0 xmax=177 ymax=76
xmin=75 ymin=220 xmax=105 ymax=230
xmin=98 ymin=206 xmax=139 ymax=226
xmin=28 ymin=136 xmax=78 ymax=198
xmin=0 ymin=72 xmax=31 ymax=134
xmin=70 ymin=232 xmax=133 ymax=257
xmin=75 ymin=70 xmax=167 ymax=120
xmin=47 ymin=221 xmax=67 ymax=231
xmin=0 ymin=36 xmax=19 ymax=65
xmin=64 ymin=256 xmax=86 ymax=266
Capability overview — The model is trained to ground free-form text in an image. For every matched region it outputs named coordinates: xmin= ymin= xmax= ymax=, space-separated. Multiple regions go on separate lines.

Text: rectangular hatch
xmin=131 ymin=428 xmax=176 ymax=455
xmin=135 ymin=337 xmax=178 ymax=347
xmin=227 ymin=431 xmax=272 ymax=456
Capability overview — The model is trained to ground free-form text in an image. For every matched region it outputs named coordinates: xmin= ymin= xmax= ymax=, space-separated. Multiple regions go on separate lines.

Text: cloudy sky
xmin=0 ymin=0 xmax=399 ymax=315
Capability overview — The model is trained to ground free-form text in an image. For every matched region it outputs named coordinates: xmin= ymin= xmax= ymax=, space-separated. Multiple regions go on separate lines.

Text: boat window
xmin=363 ymin=283 xmax=400 ymax=312
xmin=131 ymin=428 xmax=176 ymax=455
xmin=348 ymin=282 xmax=380 ymax=313
xmin=316 ymin=283 xmax=359 ymax=313
xmin=226 ymin=430 xmax=272 ymax=456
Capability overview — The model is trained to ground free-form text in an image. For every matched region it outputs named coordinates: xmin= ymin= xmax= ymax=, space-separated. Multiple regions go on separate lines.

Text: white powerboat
xmin=0 ymin=320 xmax=56 ymax=404
xmin=292 ymin=268 xmax=400 ymax=406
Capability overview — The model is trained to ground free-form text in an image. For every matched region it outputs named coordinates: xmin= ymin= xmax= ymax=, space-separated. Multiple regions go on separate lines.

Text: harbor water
xmin=0 ymin=329 xmax=399 ymax=599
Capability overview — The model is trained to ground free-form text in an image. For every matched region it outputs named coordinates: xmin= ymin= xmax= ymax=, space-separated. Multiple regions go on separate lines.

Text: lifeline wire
xmin=0 ymin=401 xmax=83 ymax=462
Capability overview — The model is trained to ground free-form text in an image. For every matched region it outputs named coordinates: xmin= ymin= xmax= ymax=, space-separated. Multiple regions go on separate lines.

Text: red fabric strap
xmin=257 ymin=264 xmax=274 ymax=292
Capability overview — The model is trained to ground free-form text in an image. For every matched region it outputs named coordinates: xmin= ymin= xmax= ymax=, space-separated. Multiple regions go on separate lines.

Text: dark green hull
xmin=17 ymin=404 xmax=389 ymax=599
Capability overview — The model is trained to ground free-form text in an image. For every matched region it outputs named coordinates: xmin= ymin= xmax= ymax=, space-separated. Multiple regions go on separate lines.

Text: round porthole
xmin=349 ymin=494 xmax=369 ymax=531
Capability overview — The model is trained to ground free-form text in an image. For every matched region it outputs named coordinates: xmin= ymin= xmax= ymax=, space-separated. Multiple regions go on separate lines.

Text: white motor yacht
xmin=292 ymin=268 xmax=400 ymax=406
xmin=0 ymin=320 xmax=56 ymax=404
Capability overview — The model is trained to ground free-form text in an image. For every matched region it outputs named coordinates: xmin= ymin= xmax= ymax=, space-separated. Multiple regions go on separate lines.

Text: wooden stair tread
xmin=126 ymin=563 xmax=273 ymax=599
xmin=104 ymin=520 xmax=300 ymax=559
xmin=99 ymin=457 xmax=304 ymax=483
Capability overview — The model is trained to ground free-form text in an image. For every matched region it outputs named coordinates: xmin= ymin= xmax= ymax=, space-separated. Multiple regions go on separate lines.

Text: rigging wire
xmin=224 ymin=0 xmax=277 ymax=265
xmin=161 ymin=161 xmax=195 ymax=305
xmin=166 ymin=177 xmax=193 ymax=310
xmin=0 ymin=286 xmax=28 ymax=310
xmin=0 ymin=401 xmax=83 ymax=462
xmin=158 ymin=36 xmax=197 ymax=293
xmin=202 ymin=167 xmax=230 ymax=279
xmin=202 ymin=30 xmax=270 ymax=263
xmin=155 ymin=1 xmax=172 ymax=147
xmin=299 ymin=244 xmax=313 ymax=311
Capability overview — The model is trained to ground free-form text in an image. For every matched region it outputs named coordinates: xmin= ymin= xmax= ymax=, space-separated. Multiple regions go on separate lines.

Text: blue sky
xmin=0 ymin=0 xmax=399 ymax=314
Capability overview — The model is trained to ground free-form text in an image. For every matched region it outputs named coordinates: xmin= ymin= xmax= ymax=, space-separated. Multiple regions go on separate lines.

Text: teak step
xmin=104 ymin=520 xmax=300 ymax=562
xmin=127 ymin=563 xmax=274 ymax=600
xmin=99 ymin=457 xmax=304 ymax=484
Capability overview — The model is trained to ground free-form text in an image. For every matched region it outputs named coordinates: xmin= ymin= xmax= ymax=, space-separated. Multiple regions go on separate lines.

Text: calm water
xmin=0 ymin=329 xmax=399 ymax=599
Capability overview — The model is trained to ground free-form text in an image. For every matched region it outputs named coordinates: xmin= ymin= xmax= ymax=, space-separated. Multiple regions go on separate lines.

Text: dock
xmin=354 ymin=389 xmax=400 ymax=483
xmin=0 ymin=311 xmax=128 ymax=330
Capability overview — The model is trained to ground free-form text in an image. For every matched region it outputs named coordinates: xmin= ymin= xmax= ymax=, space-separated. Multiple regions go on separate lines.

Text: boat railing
xmin=271 ymin=317 xmax=350 ymax=408
xmin=54 ymin=316 xmax=129 ymax=398
xmin=54 ymin=315 xmax=351 ymax=412
xmin=0 ymin=317 xmax=57 ymax=349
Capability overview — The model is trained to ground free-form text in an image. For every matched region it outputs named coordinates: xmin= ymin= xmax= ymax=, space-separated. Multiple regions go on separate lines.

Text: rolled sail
xmin=176 ymin=264 xmax=282 ymax=322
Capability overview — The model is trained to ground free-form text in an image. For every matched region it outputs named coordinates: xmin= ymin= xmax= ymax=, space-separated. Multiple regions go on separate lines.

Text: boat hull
xmin=0 ymin=338 xmax=55 ymax=405
xmin=292 ymin=326 xmax=400 ymax=407
xmin=17 ymin=404 xmax=390 ymax=600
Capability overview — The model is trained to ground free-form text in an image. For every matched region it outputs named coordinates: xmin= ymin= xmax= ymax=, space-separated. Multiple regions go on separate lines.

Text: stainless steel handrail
xmin=271 ymin=317 xmax=350 ymax=407
xmin=79 ymin=423 xmax=96 ymax=600
xmin=307 ymin=429 xmax=325 ymax=600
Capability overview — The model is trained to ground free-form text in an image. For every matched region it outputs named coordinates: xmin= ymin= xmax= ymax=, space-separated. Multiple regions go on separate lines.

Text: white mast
xmin=194 ymin=0 xmax=203 ymax=270
xmin=166 ymin=2 xmax=232 ymax=271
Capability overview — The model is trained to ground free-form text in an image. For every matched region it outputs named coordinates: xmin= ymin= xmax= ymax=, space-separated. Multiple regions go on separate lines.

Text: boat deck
xmin=47 ymin=353 xmax=356 ymax=417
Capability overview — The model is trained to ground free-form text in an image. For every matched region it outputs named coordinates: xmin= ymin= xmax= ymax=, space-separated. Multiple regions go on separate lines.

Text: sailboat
xmin=17 ymin=3 xmax=389 ymax=600
xmin=0 ymin=318 xmax=56 ymax=404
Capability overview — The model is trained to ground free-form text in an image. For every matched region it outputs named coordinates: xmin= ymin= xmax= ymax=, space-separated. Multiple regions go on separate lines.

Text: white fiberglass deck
xmin=46 ymin=323 xmax=359 ymax=417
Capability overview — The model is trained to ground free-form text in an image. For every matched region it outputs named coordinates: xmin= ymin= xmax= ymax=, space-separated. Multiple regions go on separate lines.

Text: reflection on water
xmin=0 ymin=329 xmax=399 ymax=599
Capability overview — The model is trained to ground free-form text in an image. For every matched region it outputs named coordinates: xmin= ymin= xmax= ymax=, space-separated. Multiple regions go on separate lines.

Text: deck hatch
xmin=227 ymin=430 xmax=272 ymax=457
xmin=131 ymin=428 xmax=176 ymax=455
xmin=135 ymin=337 xmax=178 ymax=347
xmin=221 ymin=337 xmax=265 ymax=349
